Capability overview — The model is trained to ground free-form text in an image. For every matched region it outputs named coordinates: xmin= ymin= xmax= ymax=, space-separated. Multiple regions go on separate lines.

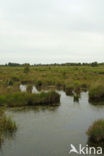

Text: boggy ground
xmin=0 ymin=65 xmax=104 ymax=102
xmin=0 ymin=65 xmax=104 ymax=147
xmin=0 ymin=65 xmax=104 ymax=92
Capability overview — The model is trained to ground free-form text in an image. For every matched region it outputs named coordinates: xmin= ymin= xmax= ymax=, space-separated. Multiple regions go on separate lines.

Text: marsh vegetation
xmin=0 ymin=109 xmax=17 ymax=144
xmin=0 ymin=91 xmax=60 ymax=107
xmin=87 ymin=120 xmax=104 ymax=147
xmin=0 ymin=64 xmax=104 ymax=152
xmin=1 ymin=91 xmax=104 ymax=156
xmin=0 ymin=64 xmax=104 ymax=98
xmin=89 ymin=85 xmax=104 ymax=103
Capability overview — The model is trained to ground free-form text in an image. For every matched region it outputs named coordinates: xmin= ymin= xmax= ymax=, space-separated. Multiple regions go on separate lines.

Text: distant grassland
xmin=0 ymin=65 xmax=104 ymax=88
xmin=0 ymin=65 xmax=104 ymax=102
xmin=0 ymin=65 xmax=104 ymax=145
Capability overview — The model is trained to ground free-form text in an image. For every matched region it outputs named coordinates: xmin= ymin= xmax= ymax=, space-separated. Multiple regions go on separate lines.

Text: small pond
xmin=0 ymin=90 xmax=104 ymax=156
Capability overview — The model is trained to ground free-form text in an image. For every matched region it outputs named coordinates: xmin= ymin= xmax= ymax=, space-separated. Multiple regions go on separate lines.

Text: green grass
xmin=89 ymin=85 xmax=104 ymax=102
xmin=0 ymin=65 xmax=104 ymax=102
xmin=0 ymin=65 xmax=104 ymax=89
xmin=87 ymin=120 xmax=104 ymax=145
xmin=0 ymin=91 xmax=60 ymax=107
xmin=0 ymin=109 xmax=17 ymax=143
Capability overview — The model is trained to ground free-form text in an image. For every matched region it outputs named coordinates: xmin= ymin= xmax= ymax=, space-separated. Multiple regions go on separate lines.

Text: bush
xmin=24 ymin=64 xmax=30 ymax=73
xmin=87 ymin=120 xmax=104 ymax=145
xmin=91 ymin=62 xmax=98 ymax=67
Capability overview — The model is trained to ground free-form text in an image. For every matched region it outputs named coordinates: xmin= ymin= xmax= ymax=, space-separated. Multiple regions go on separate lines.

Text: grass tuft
xmin=0 ymin=91 xmax=60 ymax=107
xmin=89 ymin=85 xmax=104 ymax=102
xmin=0 ymin=109 xmax=17 ymax=143
xmin=87 ymin=120 xmax=104 ymax=146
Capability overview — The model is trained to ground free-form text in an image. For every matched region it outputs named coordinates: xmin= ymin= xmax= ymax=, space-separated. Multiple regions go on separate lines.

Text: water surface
xmin=1 ymin=91 xmax=104 ymax=156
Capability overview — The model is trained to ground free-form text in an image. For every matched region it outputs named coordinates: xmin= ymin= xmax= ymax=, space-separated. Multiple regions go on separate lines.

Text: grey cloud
xmin=0 ymin=0 xmax=104 ymax=64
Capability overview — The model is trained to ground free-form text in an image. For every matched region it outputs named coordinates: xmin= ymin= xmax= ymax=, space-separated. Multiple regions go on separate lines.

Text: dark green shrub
xmin=91 ymin=62 xmax=98 ymax=67
xmin=24 ymin=64 xmax=30 ymax=73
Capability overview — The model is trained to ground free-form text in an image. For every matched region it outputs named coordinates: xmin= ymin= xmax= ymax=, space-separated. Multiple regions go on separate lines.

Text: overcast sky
xmin=0 ymin=0 xmax=104 ymax=64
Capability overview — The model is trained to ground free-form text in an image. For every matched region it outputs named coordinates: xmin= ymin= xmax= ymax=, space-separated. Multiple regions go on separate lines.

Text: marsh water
xmin=1 ymin=89 xmax=104 ymax=156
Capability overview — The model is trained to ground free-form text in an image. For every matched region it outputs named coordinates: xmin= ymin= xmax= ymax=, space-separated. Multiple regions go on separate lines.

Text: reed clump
xmin=65 ymin=85 xmax=74 ymax=96
xmin=27 ymin=84 xmax=33 ymax=93
xmin=0 ymin=109 xmax=17 ymax=143
xmin=0 ymin=91 xmax=60 ymax=107
xmin=73 ymin=94 xmax=80 ymax=102
xmin=89 ymin=85 xmax=104 ymax=102
xmin=87 ymin=120 xmax=104 ymax=146
xmin=0 ymin=65 xmax=104 ymax=96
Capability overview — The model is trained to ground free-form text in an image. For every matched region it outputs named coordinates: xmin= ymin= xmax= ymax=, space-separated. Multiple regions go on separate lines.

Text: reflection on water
xmin=89 ymin=100 xmax=104 ymax=106
xmin=7 ymin=105 xmax=59 ymax=113
xmin=1 ymin=91 xmax=104 ymax=156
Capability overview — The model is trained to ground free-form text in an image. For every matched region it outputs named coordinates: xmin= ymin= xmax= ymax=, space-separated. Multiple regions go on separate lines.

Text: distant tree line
xmin=4 ymin=62 xmax=30 ymax=67
xmin=0 ymin=61 xmax=104 ymax=67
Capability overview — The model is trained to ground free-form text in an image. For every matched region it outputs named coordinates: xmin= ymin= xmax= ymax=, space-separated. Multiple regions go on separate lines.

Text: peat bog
xmin=0 ymin=65 xmax=104 ymax=154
